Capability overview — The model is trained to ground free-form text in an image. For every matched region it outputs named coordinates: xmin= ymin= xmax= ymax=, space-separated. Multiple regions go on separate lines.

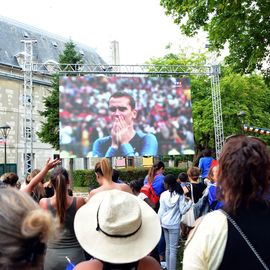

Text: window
xmin=23 ymin=31 xmax=29 ymax=38
xmin=127 ymin=157 xmax=134 ymax=168
xmin=52 ymin=41 xmax=58 ymax=48
xmin=83 ymin=157 xmax=88 ymax=169
xmin=44 ymin=59 xmax=59 ymax=73
xmin=15 ymin=52 xmax=26 ymax=68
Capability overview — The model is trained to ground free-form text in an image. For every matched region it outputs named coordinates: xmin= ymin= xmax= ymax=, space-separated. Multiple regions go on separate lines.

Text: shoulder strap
xmin=188 ymin=183 xmax=194 ymax=202
xmin=220 ymin=210 xmax=269 ymax=270
xmin=72 ymin=196 xmax=77 ymax=209
xmin=210 ymin=200 xmax=218 ymax=211
xmin=47 ymin=198 xmax=53 ymax=211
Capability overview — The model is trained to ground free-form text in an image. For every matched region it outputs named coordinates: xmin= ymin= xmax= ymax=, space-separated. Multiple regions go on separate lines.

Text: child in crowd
xmin=177 ymin=172 xmax=189 ymax=187
xmin=158 ymin=174 xmax=192 ymax=270
xmin=185 ymin=167 xmax=206 ymax=203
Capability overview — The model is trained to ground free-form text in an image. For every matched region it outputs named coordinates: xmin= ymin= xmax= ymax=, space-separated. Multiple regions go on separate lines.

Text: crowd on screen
xmin=59 ymin=76 xmax=194 ymax=157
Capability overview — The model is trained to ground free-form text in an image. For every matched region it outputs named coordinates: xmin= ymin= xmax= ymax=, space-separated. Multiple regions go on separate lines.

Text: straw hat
xmin=74 ymin=189 xmax=161 ymax=264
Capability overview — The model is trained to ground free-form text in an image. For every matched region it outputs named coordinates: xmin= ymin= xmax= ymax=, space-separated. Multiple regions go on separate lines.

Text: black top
xmin=186 ymin=182 xmax=206 ymax=203
xmin=219 ymin=201 xmax=270 ymax=270
xmin=102 ymin=261 xmax=139 ymax=270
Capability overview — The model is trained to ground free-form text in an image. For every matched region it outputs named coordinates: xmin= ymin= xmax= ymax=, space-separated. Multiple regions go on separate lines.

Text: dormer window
xmin=15 ymin=52 xmax=26 ymax=68
xmin=52 ymin=41 xmax=58 ymax=48
xmin=80 ymin=50 xmax=85 ymax=56
xmin=23 ymin=31 xmax=29 ymax=38
xmin=44 ymin=59 xmax=59 ymax=73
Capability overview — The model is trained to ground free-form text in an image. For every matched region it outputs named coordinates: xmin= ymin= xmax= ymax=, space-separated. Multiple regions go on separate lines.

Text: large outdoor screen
xmin=59 ymin=76 xmax=194 ymax=158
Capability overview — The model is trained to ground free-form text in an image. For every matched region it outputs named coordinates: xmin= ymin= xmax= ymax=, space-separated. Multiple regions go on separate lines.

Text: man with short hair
xmin=92 ymin=92 xmax=158 ymax=157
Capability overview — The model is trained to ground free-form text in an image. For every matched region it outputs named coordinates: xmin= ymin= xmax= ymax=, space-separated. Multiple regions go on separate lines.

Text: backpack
xmin=140 ymin=183 xmax=159 ymax=205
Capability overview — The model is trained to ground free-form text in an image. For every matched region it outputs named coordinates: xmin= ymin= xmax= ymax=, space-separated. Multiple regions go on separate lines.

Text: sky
xmin=0 ymin=0 xmax=208 ymax=64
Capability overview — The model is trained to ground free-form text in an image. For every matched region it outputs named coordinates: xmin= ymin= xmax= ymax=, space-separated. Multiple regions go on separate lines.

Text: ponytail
xmin=147 ymin=161 xmax=165 ymax=184
xmin=55 ymin=174 xmax=67 ymax=224
xmin=50 ymin=167 xmax=69 ymax=224
xmin=95 ymin=158 xmax=112 ymax=182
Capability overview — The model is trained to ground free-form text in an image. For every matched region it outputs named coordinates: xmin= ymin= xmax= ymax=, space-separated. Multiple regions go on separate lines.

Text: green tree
xmin=37 ymin=41 xmax=83 ymax=149
xmin=160 ymin=0 xmax=270 ymax=80
xmin=147 ymin=52 xmax=270 ymax=152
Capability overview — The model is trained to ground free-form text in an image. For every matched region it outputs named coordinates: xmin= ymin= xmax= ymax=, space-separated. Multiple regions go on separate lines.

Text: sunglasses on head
xmin=109 ymin=106 xmax=128 ymax=112
xmin=224 ymin=134 xmax=267 ymax=145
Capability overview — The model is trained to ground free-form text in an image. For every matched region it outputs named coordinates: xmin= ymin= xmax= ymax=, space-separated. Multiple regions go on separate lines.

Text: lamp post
xmin=237 ymin=111 xmax=246 ymax=134
xmin=0 ymin=124 xmax=11 ymax=174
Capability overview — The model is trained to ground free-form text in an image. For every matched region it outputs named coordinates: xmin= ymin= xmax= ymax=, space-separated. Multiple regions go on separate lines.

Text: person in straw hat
xmin=74 ymin=189 xmax=162 ymax=270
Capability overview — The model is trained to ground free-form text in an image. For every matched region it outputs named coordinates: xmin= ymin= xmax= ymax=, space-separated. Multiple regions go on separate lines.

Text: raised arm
xmin=21 ymin=158 xmax=61 ymax=195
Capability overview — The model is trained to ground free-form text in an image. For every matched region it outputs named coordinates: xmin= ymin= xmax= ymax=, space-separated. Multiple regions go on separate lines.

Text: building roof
xmin=0 ymin=15 xmax=106 ymax=69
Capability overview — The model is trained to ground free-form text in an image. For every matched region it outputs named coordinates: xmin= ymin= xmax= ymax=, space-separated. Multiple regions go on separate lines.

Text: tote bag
xmin=180 ymin=183 xmax=195 ymax=240
xmin=181 ymin=183 xmax=195 ymax=227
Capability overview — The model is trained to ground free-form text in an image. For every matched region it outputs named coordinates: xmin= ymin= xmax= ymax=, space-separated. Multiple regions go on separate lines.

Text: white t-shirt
xmin=183 ymin=210 xmax=228 ymax=270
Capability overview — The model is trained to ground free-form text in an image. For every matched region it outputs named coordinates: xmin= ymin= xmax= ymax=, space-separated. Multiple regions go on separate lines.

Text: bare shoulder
xmin=120 ymin=183 xmax=133 ymax=194
xmin=76 ymin=196 xmax=86 ymax=209
xmin=21 ymin=185 xmax=31 ymax=195
xmin=88 ymin=187 xmax=103 ymax=200
xmin=74 ymin=259 xmax=102 ymax=270
xmin=138 ymin=256 xmax=161 ymax=270
xmin=39 ymin=198 xmax=48 ymax=210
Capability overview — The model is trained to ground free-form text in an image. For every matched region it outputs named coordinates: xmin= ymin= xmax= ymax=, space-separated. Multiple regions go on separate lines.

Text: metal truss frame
xmin=55 ymin=64 xmax=224 ymax=158
xmin=23 ymin=62 xmax=224 ymax=172
xmin=34 ymin=63 xmax=213 ymax=76
xmin=21 ymin=39 xmax=37 ymax=176
xmin=210 ymin=65 xmax=224 ymax=159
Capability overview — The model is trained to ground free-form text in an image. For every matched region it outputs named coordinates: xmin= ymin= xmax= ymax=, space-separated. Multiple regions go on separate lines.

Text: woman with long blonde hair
xmin=88 ymin=158 xmax=132 ymax=199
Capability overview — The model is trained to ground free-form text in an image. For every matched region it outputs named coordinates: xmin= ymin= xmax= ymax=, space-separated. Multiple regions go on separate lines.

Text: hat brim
xmin=74 ymin=191 xmax=161 ymax=264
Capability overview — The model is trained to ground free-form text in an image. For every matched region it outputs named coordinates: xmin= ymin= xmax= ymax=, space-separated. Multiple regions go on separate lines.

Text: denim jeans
xmin=163 ymin=228 xmax=180 ymax=270
xmin=158 ymin=228 xmax=166 ymax=259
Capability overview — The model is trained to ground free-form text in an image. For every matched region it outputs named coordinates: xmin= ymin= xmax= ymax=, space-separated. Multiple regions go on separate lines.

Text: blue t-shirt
xmin=199 ymin=156 xmax=214 ymax=178
xmin=144 ymin=174 xmax=165 ymax=196
xmin=92 ymin=131 xmax=158 ymax=157
xmin=208 ymin=184 xmax=224 ymax=210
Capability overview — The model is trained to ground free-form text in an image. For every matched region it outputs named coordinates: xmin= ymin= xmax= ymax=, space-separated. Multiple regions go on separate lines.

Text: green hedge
xmin=72 ymin=167 xmax=187 ymax=187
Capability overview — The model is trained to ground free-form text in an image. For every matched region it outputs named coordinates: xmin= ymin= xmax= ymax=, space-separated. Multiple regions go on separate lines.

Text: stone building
xmin=0 ymin=16 xmax=105 ymax=179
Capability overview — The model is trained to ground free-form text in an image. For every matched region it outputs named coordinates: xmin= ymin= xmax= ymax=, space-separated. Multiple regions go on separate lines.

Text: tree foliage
xmin=147 ymin=51 xmax=270 ymax=152
xmin=37 ymin=41 xmax=83 ymax=150
xmin=160 ymin=0 xmax=270 ymax=80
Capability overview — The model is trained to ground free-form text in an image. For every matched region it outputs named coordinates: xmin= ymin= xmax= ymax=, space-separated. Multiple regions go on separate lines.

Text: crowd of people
xmin=0 ymin=135 xmax=269 ymax=270
xmin=60 ymin=76 xmax=194 ymax=157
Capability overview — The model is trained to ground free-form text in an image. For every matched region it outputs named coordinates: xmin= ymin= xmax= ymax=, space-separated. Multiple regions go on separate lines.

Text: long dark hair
xmin=164 ymin=174 xmax=183 ymax=195
xmin=218 ymin=135 xmax=270 ymax=213
xmin=147 ymin=161 xmax=165 ymax=184
xmin=50 ymin=167 xmax=69 ymax=224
